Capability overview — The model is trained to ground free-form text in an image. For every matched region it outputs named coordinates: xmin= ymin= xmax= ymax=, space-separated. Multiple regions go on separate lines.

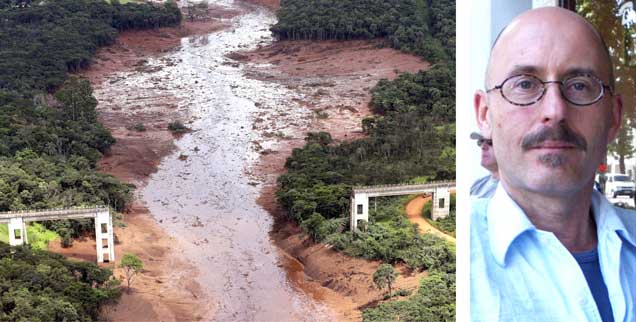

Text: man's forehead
xmin=487 ymin=8 xmax=611 ymax=84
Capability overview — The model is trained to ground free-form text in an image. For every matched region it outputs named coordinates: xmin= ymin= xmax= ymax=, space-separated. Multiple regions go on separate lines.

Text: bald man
xmin=471 ymin=7 xmax=636 ymax=322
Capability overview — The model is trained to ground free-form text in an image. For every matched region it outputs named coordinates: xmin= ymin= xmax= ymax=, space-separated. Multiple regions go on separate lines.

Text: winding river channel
xmin=99 ymin=1 xmax=334 ymax=320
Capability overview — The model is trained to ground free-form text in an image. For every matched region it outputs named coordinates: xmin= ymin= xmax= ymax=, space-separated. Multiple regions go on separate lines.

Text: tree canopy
xmin=271 ymin=0 xmax=455 ymax=61
xmin=0 ymin=243 xmax=121 ymax=321
xmin=0 ymin=1 xmax=181 ymax=319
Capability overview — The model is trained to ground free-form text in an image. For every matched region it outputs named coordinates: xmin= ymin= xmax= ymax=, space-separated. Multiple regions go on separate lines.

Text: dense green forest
xmin=271 ymin=0 xmax=455 ymax=61
xmin=277 ymin=65 xmax=455 ymax=224
xmin=0 ymin=244 xmax=120 ymax=321
xmin=363 ymin=271 xmax=455 ymax=322
xmin=0 ymin=0 xmax=181 ymax=318
xmin=0 ymin=0 xmax=180 ymax=229
xmin=273 ymin=0 xmax=456 ymax=320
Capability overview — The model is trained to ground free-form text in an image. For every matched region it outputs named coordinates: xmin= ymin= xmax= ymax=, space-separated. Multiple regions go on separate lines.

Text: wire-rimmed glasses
xmin=486 ymin=74 xmax=613 ymax=107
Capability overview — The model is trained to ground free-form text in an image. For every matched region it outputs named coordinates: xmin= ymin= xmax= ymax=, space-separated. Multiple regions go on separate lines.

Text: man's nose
xmin=539 ymin=83 xmax=568 ymax=124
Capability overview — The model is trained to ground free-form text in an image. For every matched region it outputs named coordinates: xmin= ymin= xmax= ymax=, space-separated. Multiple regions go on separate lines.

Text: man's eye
xmin=512 ymin=78 xmax=537 ymax=91
xmin=570 ymin=82 xmax=587 ymax=91
xmin=518 ymin=80 xmax=534 ymax=89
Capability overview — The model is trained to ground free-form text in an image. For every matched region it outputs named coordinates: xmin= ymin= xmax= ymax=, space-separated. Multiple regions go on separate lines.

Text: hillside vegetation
xmin=0 ymin=0 xmax=180 ymax=235
xmin=273 ymin=0 xmax=456 ymax=320
xmin=271 ymin=0 xmax=455 ymax=61
xmin=0 ymin=244 xmax=120 ymax=321
xmin=0 ymin=0 xmax=182 ymax=318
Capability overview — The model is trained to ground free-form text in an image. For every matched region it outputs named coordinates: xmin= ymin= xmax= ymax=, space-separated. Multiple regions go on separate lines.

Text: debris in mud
xmin=191 ymin=216 xmax=204 ymax=227
xmin=226 ymin=52 xmax=249 ymax=61
xmin=337 ymin=105 xmax=358 ymax=113
xmin=178 ymin=153 xmax=188 ymax=161
xmin=259 ymin=149 xmax=276 ymax=155
xmin=134 ymin=62 xmax=164 ymax=74
xmin=193 ymin=238 xmax=209 ymax=246
xmin=252 ymin=141 xmax=263 ymax=151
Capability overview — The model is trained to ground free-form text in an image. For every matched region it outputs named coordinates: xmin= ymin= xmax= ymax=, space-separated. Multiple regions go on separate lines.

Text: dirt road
xmin=405 ymin=195 xmax=456 ymax=242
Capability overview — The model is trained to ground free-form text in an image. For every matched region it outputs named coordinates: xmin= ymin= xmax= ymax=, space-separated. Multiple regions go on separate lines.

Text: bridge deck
xmin=0 ymin=207 xmax=109 ymax=224
xmin=353 ymin=181 xmax=455 ymax=197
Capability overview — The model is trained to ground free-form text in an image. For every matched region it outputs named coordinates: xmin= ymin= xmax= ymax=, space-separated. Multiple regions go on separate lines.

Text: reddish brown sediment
xmin=242 ymin=39 xmax=429 ymax=318
xmin=48 ymin=1 xmax=431 ymax=320
xmin=49 ymin=7 xmax=243 ymax=321
xmin=405 ymin=195 xmax=456 ymax=242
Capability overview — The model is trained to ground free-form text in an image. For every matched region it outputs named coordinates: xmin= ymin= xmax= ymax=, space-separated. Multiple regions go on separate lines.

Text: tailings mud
xmin=126 ymin=3 xmax=334 ymax=321
xmin=87 ymin=0 xmax=429 ymax=320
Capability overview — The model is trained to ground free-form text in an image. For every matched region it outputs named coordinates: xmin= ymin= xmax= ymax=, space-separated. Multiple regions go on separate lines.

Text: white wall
xmin=456 ymin=1 xmax=553 ymax=320
xmin=459 ymin=0 xmax=533 ymax=189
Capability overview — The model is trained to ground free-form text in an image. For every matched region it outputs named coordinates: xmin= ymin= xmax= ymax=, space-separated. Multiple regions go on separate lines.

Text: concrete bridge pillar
xmin=95 ymin=210 xmax=115 ymax=263
xmin=350 ymin=192 xmax=369 ymax=232
xmin=8 ymin=217 xmax=27 ymax=246
xmin=432 ymin=187 xmax=451 ymax=220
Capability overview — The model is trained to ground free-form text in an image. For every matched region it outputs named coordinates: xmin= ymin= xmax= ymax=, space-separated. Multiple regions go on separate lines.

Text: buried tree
xmin=119 ymin=253 xmax=144 ymax=293
xmin=373 ymin=263 xmax=398 ymax=297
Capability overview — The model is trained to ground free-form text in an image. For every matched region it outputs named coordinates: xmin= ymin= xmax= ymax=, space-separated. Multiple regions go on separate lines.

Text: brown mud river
xmin=95 ymin=1 xmax=336 ymax=321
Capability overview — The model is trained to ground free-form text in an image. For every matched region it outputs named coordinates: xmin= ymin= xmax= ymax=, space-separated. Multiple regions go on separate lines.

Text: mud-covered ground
xmin=50 ymin=0 xmax=431 ymax=320
xmin=72 ymin=4 xmax=243 ymax=321
xmin=239 ymin=39 xmax=429 ymax=318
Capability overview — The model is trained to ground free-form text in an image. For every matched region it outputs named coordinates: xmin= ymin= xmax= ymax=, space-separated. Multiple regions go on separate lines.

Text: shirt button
xmin=580 ymin=297 xmax=589 ymax=306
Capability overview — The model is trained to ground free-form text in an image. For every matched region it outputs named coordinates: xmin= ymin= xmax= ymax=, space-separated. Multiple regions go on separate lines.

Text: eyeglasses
xmin=477 ymin=138 xmax=492 ymax=147
xmin=486 ymin=74 xmax=613 ymax=107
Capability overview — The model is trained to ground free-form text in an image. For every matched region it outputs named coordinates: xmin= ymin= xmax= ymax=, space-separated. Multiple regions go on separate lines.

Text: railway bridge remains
xmin=0 ymin=206 xmax=114 ymax=263
xmin=350 ymin=181 xmax=455 ymax=231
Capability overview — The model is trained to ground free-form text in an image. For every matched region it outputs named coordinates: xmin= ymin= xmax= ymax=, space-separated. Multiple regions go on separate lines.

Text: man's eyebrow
xmin=505 ymin=65 xmax=540 ymax=78
xmin=562 ymin=67 xmax=601 ymax=78
xmin=504 ymin=66 xmax=604 ymax=80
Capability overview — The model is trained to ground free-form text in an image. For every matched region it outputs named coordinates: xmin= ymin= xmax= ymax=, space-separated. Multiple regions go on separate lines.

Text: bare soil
xmin=49 ymin=7 xmax=243 ymax=321
xmin=405 ymin=195 xmax=456 ymax=242
xmin=243 ymin=39 xmax=429 ymax=319
xmin=49 ymin=1 xmax=431 ymax=320
xmin=240 ymin=0 xmax=280 ymax=10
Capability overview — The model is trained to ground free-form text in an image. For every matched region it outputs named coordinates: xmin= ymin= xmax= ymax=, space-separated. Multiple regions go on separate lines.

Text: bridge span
xmin=350 ymin=181 xmax=455 ymax=231
xmin=0 ymin=206 xmax=114 ymax=263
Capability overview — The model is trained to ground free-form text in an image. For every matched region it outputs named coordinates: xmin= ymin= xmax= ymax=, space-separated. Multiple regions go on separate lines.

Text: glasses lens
xmin=501 ymin=75 xmax=544 ymax=105
xmin=563 ymin=74 xmax=603 ymax=105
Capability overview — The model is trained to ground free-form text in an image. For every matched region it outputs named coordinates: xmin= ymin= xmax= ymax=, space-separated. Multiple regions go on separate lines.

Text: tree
xmin=609 ymin=119 xmax=635 ymax=173
xmin=578 ymin=2 xmax=636 ymax=171
xmin=119 ymin=253 xmax=144 ymax=293
xmin=373 ymin=263 xmax=398 ymax=297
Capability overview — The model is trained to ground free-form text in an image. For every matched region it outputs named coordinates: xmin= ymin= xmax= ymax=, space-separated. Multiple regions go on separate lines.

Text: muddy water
xmin=108 ymin=2 xmax=336 ymax=321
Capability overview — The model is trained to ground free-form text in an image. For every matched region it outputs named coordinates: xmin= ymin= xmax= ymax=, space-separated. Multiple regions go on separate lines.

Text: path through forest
xmin=405 ymin=195 xmax=455 ymax=242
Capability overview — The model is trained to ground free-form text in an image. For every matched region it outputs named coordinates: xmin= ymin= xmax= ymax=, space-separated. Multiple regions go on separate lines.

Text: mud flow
xmin=95 ymin=2 xmax=333 ymax=321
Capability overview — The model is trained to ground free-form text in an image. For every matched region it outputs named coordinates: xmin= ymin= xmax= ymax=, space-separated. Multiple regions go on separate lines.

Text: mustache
xmin=521 ymin=124 xmax=587 ymax=151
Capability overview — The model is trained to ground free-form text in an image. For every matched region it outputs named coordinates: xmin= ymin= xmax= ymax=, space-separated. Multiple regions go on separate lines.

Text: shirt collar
xmin=590 ymin=189 xmax=636 ymax=248
xmin=487 ymin=185 xmax=636 ymax=267
xmin=487 ymin=184 xmax=535 ymax=267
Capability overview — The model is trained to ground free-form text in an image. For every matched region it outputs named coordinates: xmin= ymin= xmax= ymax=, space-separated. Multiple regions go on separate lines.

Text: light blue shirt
xmin=471 ymin=185 xmax=636 ymax=322
xmin=470 ymin=175 xmax=498 ymax=199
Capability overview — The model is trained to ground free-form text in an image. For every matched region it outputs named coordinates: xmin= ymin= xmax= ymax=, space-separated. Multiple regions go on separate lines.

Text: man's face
xmin=480 ymin=142 xmax=497 ymax=174
xmin=475 ymin=9 xmax=622 ymax=197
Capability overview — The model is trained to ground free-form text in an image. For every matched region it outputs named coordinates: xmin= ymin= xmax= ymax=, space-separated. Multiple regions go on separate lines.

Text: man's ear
xmin=474 ymin=90 xmax=492 ymax=138
xmin=607 ymin=94 xmax=623 ymax=143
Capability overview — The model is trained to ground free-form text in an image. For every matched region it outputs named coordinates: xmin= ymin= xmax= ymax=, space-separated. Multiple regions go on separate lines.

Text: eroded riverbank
xmin=75 ymin=0 xmax=429 ymax=320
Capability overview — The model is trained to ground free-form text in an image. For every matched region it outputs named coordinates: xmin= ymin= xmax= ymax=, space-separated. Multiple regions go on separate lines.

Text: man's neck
xmin=501 ymin=180 xmax=597 ymax=253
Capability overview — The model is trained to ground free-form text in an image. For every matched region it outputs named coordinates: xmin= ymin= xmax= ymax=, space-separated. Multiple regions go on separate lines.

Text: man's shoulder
xmin=471 ymin=197 xmax=490 ymax=220
xmin=470 ymin=175 xmax=497 ymax=198
xmin=610 ymin=204 xmax=636 ymax=231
